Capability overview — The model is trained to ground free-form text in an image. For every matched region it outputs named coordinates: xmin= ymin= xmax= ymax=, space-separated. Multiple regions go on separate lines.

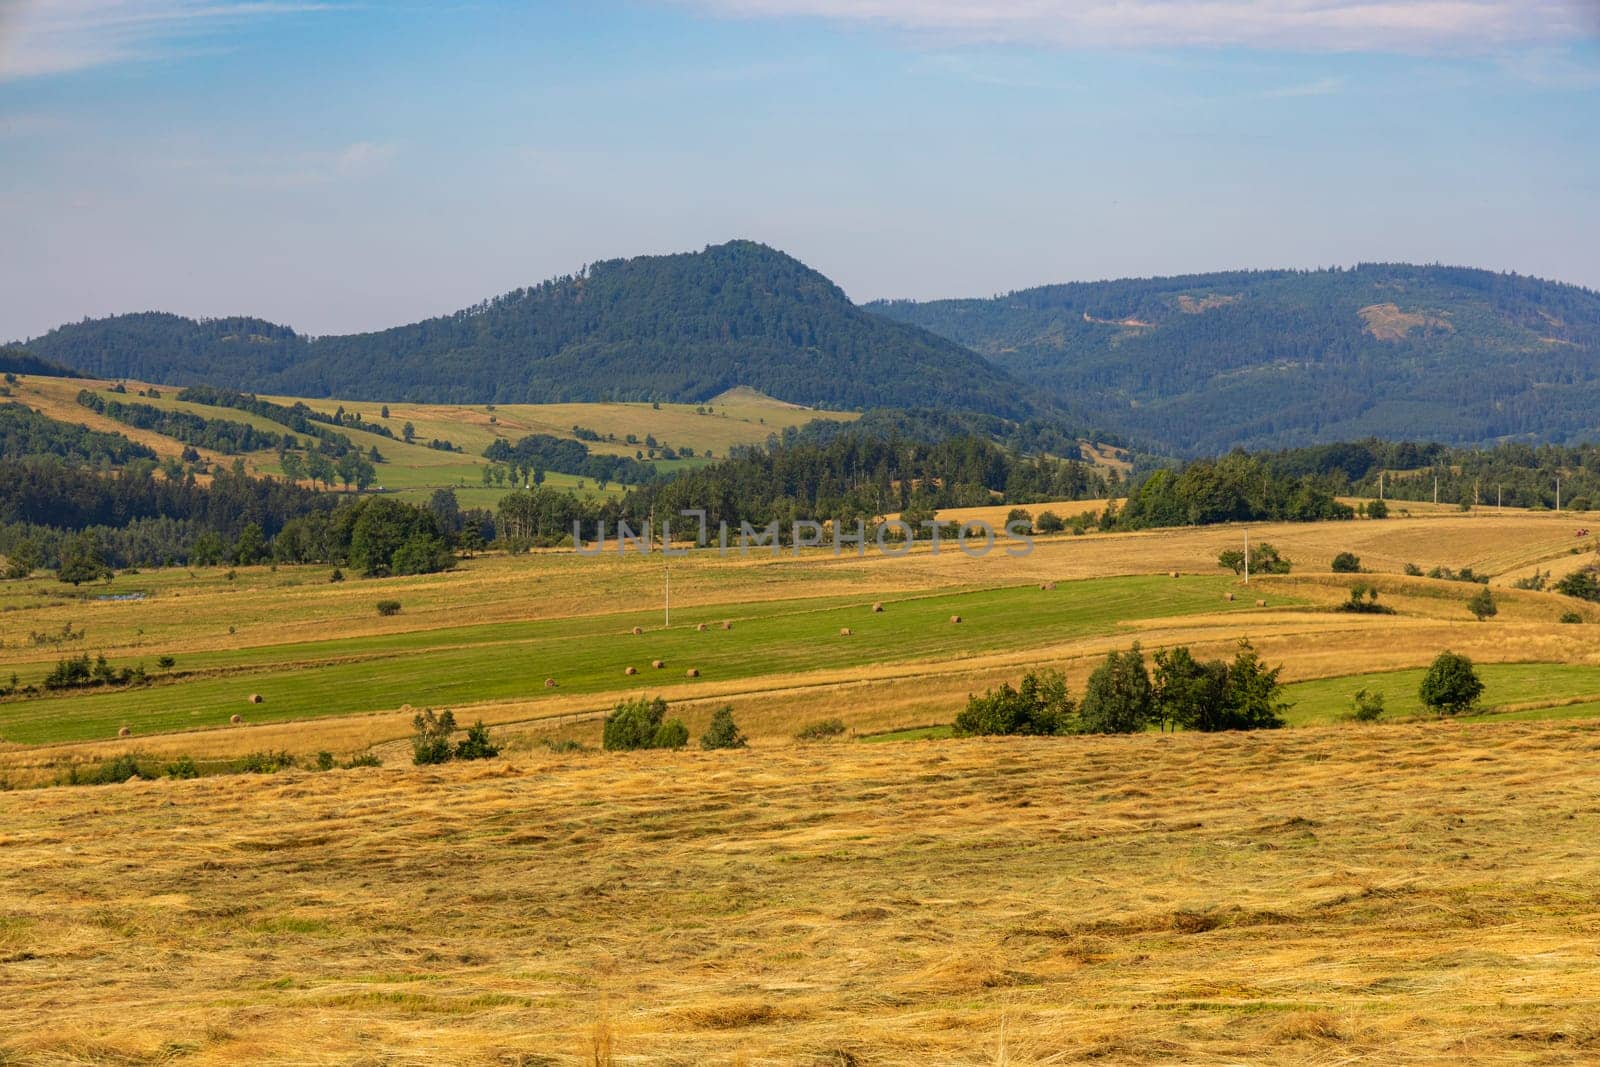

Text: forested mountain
xmin=7 ymin=242 xmax=1037 ymax=418
xmin=0 ymin=347 xmax=78 ymax=379
xmin=869 ymin=265 xmax=1600 ymax=454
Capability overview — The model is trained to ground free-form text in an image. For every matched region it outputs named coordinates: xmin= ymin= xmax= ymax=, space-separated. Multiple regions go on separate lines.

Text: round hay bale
xmin=1224 ymin=592 xmax=1235 ymax=602
xmin=696 ymin=622 xmax=707 ymax=632
xmin=652 ymin=659 xmax=665 ymax=669
xmin=1039 ymin=581 xmax=1056 ymax=591
xmin=624 ymin=666 xmax=638 ymax=676
xmin=1256 ymin=598 xmax=1267 ymax=608
xmin=950 ymin=614 xmax=962 ymax=624
xmin=685 ymin=667 xmax=700 ymax=678
xmin=247 ymin=693 xmax=263 ymax=705
xmin=721 ymin=620 xmax=733 ymax=630
xmin=839 ymin=627 xmax=852 ymax=636
xmin=229 ymin=714 xmax=243 ymax=725
xmin=1170 ymin=570 xmax=1181 ymax=579
xmin=544 ymin=677 xmax=558 ymax=688
xmin=631 ymin=626 xmax=642 ymax=636
xmin=117 ymin=725 xmax=131 ymax=738
xmin=871 ymin=602 xmax=884 ymax=613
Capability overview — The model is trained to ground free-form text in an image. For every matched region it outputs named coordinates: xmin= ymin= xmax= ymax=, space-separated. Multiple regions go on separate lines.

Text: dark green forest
xmin=0 ymin=403 xmax=157 ymax=466
xmin=9 ymin=242 xmax=1039 ymax=417
xmin=870 ymin=264 xmax=1600 ymax=453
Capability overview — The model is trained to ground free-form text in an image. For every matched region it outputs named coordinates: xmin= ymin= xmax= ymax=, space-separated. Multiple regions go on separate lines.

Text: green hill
xmin=8 ymin=241 xmax=1037 ymax=418
xmin=868 ymin=265 xmax=1600 ymax=454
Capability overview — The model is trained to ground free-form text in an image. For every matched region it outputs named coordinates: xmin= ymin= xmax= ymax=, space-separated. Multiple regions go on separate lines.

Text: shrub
xmin=238 ymin=750 xmax=296 ymax=774
xmin=543 ymin=738 xmax=587 ymax=753
xmin=343 ymin=753 xmax=383 ymax=768
xmin=329 ymin=567 xmax=345 ymax=583
xmin=376 ymin=600 xmax=402 ymax=616
xmin=411 ymin=708 xmax=458 ymax=764
xmin=1249 ymin=543 xmax=1291 ymax=575
xmin=1079 ymin=645 xmax=1153 ymax=734
xmin=157 ymin=655 xmax=176 ymax=670
xmin=1555 ymin=569 xmax=1600 ymax=603
xmin=1331 ymin=552 xmax=1362 ymax=573
xmin=83 ymin=753 xmax=148 ymax=785
xmin=1367 ymin=499 xmax=1389 ymax=519
xmin=315 ymin=751 xmax=336 ymax=771
xmin=1403 ymin=562 xmax=1423 ymax=576
xmin=1559 ymin=610 xmax=1583 ymax=624
xmin=699 ymin=706 xmax=748 ymax=750
xmin=795 ymin=718 xmax=847 ymax=741
xmin=1153 ymin=640 xmax=1288 ymax=732
xmin=164 ymin=755 xmax=200 ymax=779
xmin=1334 ymin=584 xmax=1394 ymax=614
xmin=1467 ymin=587 xmax=1498 ymax=622
xmin=1419 ymin=651 xmax=1484 ymax=716
xmin=455 ymin=720 xmax=500 ymax=761
xmin=1034 ymin=510 xmax=1066 ymax=534
xmin=602 ymin=696 xmax=688 ymax=751
xmin=1217 ymin=549 xmax=1245 ymax=575
xmin=953 ymin=669 xmax=1073 ymax=736
xmin=1349 ymin=689 xmax=1385 ymax=722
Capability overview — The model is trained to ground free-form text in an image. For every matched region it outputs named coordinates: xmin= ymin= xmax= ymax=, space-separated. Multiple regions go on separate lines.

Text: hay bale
xmin=950 ymin=614 xmax=962 ymax=624
xmin=1256 ymin=598 xmax=1267 ymax=608
xmin=117 ymin=725 xmax=131 ymax=738
xmin=1224 ymin=592 xmax=1235 ymax=602
xmin=696 ymin=622 xmax=707 ymax=632
xmin=652 ymin=659 xmax=665 ymax=669
xmin=247 ymin=693 xmax=263 ymax=705
xmin=871 ymin=602 xmax=884 ymax=613
xmin=1039 ymin=582 xmax=1056 ymax=591
xmin=631 ymin=626 xmax=642 ymax=636
xmin=624 ymin=666 xmax=638 ymax=676
xmin=1170 ymin=570 xmax=1181 ymax=579
xmin=229 ymin=714 xmax=243 ymax=725
xmin=721 ymin=620 xmax=733 ymax=630
xmin=544 ymin=677 xmax=558 ymax=688
xmin=685 ymin=667 xmax=700 ymax=678
xmin=839 ymin=627 xmax=852 ymax=636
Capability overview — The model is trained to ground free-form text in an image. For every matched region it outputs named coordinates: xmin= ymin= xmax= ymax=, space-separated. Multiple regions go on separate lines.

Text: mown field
xmin=3 ymin=494 xmax=1600 ymax=1063
xmin=4 ymin=722 xmax=1600 ymax=1064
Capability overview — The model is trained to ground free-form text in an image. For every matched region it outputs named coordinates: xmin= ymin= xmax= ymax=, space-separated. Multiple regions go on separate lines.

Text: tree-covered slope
xmin=8 ymin=242 xmax=1037 ymax=417
xmin=868 ymin=265 xmax=1600 ymax=454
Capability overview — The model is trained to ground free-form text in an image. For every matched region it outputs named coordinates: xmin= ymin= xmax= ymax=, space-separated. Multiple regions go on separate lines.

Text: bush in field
xmin=1367 ymin=499 xmax=1389 ymax=519
xmin=1335 ymin=584 xmax=1395 ymax=614
xmin=1153 ymin=640 xmax=1287 ymax=732
xmin=699 ymin=706 xmax=747 ymax=750
xmin=164 ymin=755 xmax=200 ymax=779
xmin=1467 ymin=587 xmax=1498 ymax=622
xmin=953 ymin=669 xmax=1073 ymax=736
xmin=411 ymin=708 xmax=458 ymax=764
xmin=455 ymin=720 xmax=500 ymax=761
xmin=238 ymin=750 xmax=297 ymax=774
xmin=376 ymin=600 xmax=402 ymax=616
xmin=1349 ymin=689 xmax=1385 ymax=722
xmin=1420 ymin=652 xmax=1484 ymax=717
xmin=1034 ymin=510 xmax=1065 ymax=534
xmin=1218 ymin=549 xmax=1245 ymax=575
xmin=603 ymin=696 xmax=688 ymax=751
xmin=1555 ymin=569 xmax=1600 ymax=603
xmin=1331 ymin=551 xmax=1362 ymax=573
xmin=1249 ymin=543 xmax=1292 ymax=575
xmin=1559 ymin=610 xmax=1584 ymax=624
xmin=1079 ymin=646 xmax=1154 ymax=734
xmin=795 ymin=718 xmax=847 ymax=742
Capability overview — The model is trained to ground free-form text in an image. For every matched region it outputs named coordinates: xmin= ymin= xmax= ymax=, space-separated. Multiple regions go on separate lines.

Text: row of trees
xmin=955 ymin=641 xmax=1288 ymax=737
xmin=0 ymin=402 xmax=157 ymax=466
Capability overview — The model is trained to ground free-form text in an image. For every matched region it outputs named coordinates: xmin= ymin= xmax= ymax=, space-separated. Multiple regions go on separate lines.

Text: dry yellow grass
xmin=4 ymin=722 xmax=1600 ymax=1064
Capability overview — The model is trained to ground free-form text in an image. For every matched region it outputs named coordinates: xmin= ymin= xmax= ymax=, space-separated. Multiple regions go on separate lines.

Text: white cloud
xmin=675 ymin=1 xmax=1599 ymax=53
xmin=0 ymin=0 xmax=331 ymax=80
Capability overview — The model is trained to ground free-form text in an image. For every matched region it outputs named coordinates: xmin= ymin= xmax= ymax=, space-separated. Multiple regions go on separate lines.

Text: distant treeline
xmin=1253 ymin=439 xmax=1600 ymax=511
xmin=787 ymin=407 xmax=1125 ymax=462
xmin=484 ymin=434 xmax=660 ymax=488
xmin=77 ymin=390 xmax=296 ymax=456
xmin=174 ymin=386 xmax=374 ymax=458
xmin=0 ymin=403 xmax=157 ymax=466
xmin=1109 ymin=452 xmax=1353 ymax=529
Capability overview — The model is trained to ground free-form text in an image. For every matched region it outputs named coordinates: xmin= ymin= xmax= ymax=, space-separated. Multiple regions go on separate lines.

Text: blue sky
xmin=2 ymin=0 xmax=1597 ymax=339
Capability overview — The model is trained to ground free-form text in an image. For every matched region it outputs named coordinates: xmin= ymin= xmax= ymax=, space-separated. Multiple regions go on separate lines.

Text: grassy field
xmin=4 ymin=722 xmax=1600 ymax=1064
xmin=11 ymin=375 xmax=849 ymax=504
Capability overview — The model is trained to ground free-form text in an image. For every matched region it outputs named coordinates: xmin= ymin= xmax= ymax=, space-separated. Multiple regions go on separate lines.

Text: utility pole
xmin=665 ymin=561 xmax=671 ymax=628
xmin=1498 ymin=486 xmax=1502 ymax=513
xmin=1379 ymin=471 xmax=1384 ymax=500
